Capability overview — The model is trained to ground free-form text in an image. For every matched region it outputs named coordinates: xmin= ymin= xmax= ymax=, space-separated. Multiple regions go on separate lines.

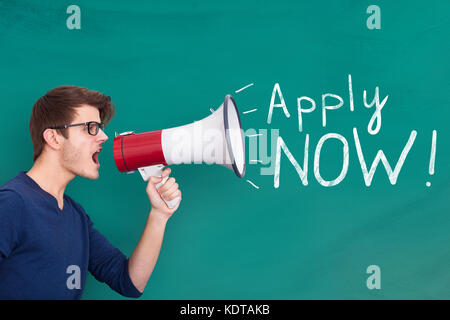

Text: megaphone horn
xmin=113 ymin=95 xmax=246 ymax=208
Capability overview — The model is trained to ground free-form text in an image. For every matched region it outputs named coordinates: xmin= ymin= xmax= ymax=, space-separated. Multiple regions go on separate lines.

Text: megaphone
xmin=113 ymin=94 xmax=246 ymax=208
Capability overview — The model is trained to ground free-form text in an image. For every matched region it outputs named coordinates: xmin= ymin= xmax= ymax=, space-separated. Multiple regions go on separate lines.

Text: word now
xmin=274 ymin=128 xmax=417 ymax=187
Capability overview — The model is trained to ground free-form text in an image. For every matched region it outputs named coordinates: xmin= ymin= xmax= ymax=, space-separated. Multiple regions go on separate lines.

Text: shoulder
xmin=0 ymin=188 xmax=26 ymax=209
xmin=0 ymin=188 xmax=26 ymax=224
xmin=0 ymin=172 xmax=36 ymax=204
xmin=0 ymin=173 xmax=38 ymax=222
xmin=0 ymin=172 xmax=27 ymax=195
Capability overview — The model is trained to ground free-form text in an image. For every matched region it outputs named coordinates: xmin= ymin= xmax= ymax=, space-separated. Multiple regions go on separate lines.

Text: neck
xmin=26 ymin=154 xmax=75 ymax=207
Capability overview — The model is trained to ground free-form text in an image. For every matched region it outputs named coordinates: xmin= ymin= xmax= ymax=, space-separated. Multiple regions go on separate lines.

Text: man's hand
xmin=129 ymin=168 xmax=181 ymax=293
xmin=146 ymin=168 xmax=181 ymax=221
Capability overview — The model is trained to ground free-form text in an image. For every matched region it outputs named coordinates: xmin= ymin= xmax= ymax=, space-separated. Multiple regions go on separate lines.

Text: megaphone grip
xmin=155 ymin=175 xmax=181 ymax=209
xmin=138 ymin=164 xmax=181 ymax=209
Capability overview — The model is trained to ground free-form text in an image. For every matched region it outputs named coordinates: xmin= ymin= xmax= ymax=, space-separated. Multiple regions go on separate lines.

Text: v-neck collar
xmin=18 ymin=171 xmax=67 ymax=214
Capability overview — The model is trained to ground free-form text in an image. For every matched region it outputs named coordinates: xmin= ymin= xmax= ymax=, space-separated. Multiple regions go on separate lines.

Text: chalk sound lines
xmin=246 ymin=179 xmax=260 ymax=189
xmin=235 ymin=83 xmax=254 ymax=93
xmin=243 ymin=108 xmax=258 ymax=114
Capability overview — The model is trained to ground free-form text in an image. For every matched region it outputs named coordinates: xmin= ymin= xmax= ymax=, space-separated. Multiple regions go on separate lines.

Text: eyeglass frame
xmin=48 ymin=121 xmax=105 ymax=136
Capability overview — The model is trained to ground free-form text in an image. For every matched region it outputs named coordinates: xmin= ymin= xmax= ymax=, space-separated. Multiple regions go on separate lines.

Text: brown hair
xmin=30 ymin=85 xmax=115 ymax=161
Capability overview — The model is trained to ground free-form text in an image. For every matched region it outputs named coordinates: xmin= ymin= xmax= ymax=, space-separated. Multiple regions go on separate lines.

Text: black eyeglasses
xmin=49 ymin=121 xmax=105 ymax=136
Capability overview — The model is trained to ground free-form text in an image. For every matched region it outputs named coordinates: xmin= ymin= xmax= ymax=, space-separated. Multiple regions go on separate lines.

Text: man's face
xmin=60 ymin=104 xmax=108 ymax=180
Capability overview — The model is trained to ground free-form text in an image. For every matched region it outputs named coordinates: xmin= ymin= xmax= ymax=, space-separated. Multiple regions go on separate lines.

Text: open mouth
xmin=92 ymin=149 xmax=101 ymax=166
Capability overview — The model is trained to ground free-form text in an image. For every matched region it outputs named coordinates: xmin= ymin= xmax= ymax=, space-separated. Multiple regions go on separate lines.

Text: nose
xmin=97 ymin=128 xmax=108 ymax=142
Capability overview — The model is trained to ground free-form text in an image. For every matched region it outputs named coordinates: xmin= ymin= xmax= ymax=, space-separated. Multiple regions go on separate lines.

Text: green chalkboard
xmin=0 ymin=0 xmax=449 ymax=299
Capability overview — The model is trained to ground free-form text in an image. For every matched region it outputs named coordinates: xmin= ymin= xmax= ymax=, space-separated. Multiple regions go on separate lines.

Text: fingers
xmin=146 ymin=167 xmax=181 ymax=204
xmin=162 ymin=188 xmax=181 ymax=201
xmin=158 ymin=173 xmax=180 ymax=201
xmin=146 ymin=168 xmax=171 ymax=192
xmin=160 ymin=182 xmax=180 ymax=201
xmin=158 ymin=177 xmax=177 ymax=194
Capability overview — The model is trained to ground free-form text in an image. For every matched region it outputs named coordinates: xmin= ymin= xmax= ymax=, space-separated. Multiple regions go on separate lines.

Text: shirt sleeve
xmin=85 ymin=214 xmax=142 ymax=298
xmin=0 ymin=190 xmax=24 ymax=263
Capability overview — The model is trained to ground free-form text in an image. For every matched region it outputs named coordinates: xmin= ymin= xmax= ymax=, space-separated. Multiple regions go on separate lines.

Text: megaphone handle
xmin=138 ymin=165 xmax=181 ymax=209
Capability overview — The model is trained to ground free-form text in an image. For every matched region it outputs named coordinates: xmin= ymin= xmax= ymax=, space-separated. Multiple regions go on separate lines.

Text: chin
xmin=79 ymin=170 xmax=100 ymax=180
xmin=90 ymin=171 xmax=100 ymax=180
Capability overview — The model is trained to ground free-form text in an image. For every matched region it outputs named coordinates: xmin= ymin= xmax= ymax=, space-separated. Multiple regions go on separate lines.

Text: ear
xmin=42 ymin=128 xmax=65 ymax=151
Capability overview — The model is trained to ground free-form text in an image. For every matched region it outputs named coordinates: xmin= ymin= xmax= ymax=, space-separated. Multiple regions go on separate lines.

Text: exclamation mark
xmin=426 ymin=130 xmax=437 ymax=187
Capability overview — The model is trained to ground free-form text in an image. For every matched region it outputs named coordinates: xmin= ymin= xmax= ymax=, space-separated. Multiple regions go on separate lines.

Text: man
xmin=0 ymin=86 xmax=181 ymax=299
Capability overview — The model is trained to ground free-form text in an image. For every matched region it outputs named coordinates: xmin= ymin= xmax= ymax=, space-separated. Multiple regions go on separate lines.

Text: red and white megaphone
xmin=113 ymin=95 xmax=246 ymax=208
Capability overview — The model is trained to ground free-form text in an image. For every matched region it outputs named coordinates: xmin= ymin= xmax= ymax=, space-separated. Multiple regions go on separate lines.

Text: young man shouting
xmin=0 ymin=86 xmax=181 ymax=299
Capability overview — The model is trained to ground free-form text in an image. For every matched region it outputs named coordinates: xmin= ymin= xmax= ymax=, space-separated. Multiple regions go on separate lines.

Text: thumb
xmin=149 ymin=176 xmax=163 ymax=184
xmin=147 ymin=176 xmax=163 ymax=193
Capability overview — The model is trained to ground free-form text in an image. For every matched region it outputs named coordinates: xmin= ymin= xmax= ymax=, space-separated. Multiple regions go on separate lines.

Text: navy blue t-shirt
xmin=0 ymin=172 xmax=142 ymax=299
